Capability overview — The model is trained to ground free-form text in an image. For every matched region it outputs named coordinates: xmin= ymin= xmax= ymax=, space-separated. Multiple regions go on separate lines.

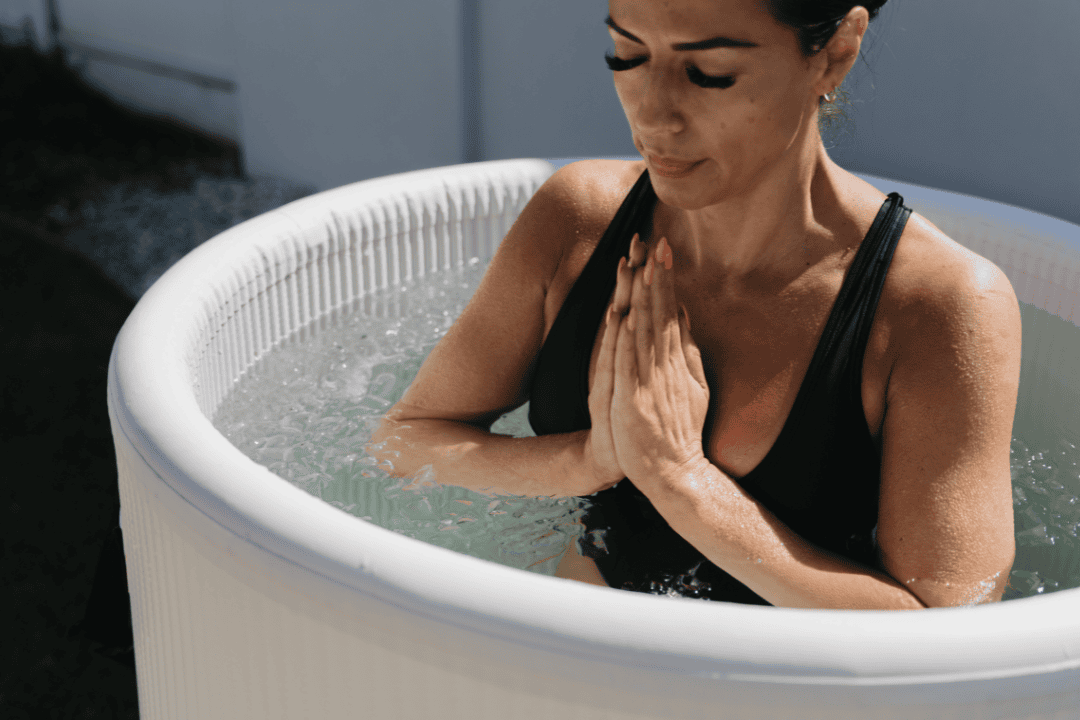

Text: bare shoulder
xmin=535 ymin=159 xmax=646 ymax=332
xmin=477 ymin=159 xmax=638 ymax=300
xmin=883 ymin=211 xmax=1021 ymax=341
xmin=536 ymin=158 xmax=645 ymax=252
xmin=874 ymin=209 xmax=1023 ymax=430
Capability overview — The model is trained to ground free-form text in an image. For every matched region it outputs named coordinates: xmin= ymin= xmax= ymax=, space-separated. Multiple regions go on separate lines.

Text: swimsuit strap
xmin=794 ymin=191 xmax=912 ymax=407
xmin=528 ymin=169 xmax=657 ymax=436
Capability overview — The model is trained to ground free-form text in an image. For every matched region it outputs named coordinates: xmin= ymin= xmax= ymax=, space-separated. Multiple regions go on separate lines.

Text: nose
xmin=632 ymin=65 xmax=686 ymax=137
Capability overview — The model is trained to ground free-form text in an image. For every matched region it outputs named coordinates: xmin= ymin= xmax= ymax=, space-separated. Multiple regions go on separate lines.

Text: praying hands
xmin=585 ymin=233 xmax=711 ymax=492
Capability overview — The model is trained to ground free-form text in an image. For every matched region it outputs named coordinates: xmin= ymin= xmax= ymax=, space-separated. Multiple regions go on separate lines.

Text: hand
xmin=609 ymin=237 xmax=711 ymax=484
xmin=581 ymin=233 xmax=650 ymax=492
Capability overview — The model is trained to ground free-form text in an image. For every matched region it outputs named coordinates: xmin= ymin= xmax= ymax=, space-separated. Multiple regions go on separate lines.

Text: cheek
xmin=612 ymin=76 xmax=640 ymax=119
xmin=732 ymin=88 xmax=800 ymax=145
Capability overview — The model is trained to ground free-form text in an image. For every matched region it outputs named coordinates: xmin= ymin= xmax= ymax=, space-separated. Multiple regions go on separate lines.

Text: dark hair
xmin=766 ymin=1 xmax=888 ymax=57
xmin=763 ymin=1 xmax=889 ymax=132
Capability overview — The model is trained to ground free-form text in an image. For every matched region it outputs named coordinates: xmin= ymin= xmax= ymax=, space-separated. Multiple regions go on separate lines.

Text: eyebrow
xmin=605 ymin=15 xmax=759 ymax=51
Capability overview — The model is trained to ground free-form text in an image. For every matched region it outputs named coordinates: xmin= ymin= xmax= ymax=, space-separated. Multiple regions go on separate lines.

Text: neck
xmin=662 ymin=135 xmax=848 ymax=285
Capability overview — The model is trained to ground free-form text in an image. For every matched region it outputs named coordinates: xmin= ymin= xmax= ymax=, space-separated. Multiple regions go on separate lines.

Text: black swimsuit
xmin=528 ymin=169 xmax=912 ymax=604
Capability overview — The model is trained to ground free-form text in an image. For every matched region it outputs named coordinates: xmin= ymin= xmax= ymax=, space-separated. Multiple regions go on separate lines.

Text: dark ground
xmin=1 ymin=40 xmax=309 ymax=719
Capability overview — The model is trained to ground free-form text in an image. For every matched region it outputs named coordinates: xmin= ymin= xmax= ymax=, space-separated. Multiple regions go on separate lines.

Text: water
xmin=1007 ymin=435 xmax=1080 ymax=599
xmin=213 ymin=260 xmax=587 ymax=576
xmin=212 ymin=260 xmax=1080 ymax=600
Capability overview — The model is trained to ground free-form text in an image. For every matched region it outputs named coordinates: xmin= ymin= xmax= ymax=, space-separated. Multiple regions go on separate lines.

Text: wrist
xmin=655 ymin=450 xmax=714 ymax=495
xmin=574 ymin=431 xmax=622 ymax=495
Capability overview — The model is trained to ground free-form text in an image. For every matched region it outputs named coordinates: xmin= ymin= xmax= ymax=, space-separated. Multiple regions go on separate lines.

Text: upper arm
xmin=384 ymin=160 xmax=621 ymax=428
xmin=876 ymin=250 xmax=1021 ymax=606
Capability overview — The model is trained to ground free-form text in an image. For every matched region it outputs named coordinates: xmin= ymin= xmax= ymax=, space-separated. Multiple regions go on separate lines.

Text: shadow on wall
xmin=6 ymin=0 xmax=1078 ymax=224
xmin=0 ymin=38 xmax=313 ymax=300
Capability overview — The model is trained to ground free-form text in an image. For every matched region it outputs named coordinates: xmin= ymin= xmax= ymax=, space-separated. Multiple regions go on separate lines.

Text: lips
xmin=646 ymin=154 xmax=702 ymax=178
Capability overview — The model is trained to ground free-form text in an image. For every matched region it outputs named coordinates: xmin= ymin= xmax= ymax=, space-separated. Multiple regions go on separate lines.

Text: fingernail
xmin=627 ymin=307 xmax=636 ymax=331
xmin=655 ymin=240 xmax=664 ymax=263
xmin=644 ymin=256 xmax=654 ymax=285
xmin=663 ymin=238 xmax=673 ymax=270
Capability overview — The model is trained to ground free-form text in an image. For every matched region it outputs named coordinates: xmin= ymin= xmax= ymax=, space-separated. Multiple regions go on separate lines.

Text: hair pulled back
xmin=765 ymin=0 xmax=888 ymax=57
xmin=763 ymin=1 xmax=889 ymax=131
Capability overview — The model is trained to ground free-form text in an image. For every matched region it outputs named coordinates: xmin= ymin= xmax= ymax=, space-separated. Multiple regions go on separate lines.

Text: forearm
xmin=640 ymin=459 xmax=927 ymax=610
xmin=370 ymin=415 xmax=594 ymax=498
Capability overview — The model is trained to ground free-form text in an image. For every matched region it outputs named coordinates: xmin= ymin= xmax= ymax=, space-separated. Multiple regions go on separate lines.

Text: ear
xmin=817 ymin=6 xmax=870 ymax=97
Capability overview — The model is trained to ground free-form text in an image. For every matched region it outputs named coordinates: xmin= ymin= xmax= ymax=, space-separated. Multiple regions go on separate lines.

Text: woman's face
xmin=607 ymin=0 xmax=829 ymax=209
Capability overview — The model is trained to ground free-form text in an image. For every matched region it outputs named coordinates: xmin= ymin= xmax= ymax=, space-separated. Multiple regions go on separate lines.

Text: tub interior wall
xmin=188 ymin=164 xmax=546 ymax=419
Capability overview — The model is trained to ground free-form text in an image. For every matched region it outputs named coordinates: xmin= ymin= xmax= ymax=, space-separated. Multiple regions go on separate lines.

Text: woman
xmin=371 ymin=0 xmax=1021 ymax=609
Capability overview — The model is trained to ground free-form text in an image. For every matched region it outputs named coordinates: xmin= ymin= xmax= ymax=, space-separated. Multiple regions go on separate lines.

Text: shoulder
xmin=528 ymin=159 xmax=646 ymax=327
xmin=506 ymin=159 xmax=642 ymax=271
xmin=885 ymin=211 xmax=1020 ymax=342
xmin=532 ymin=158 xmax=645 ymax=247
xmin=483 ymin=159 xmax=636 ymax=289
xmin=537 ymin=158 xmax=644 ymax=204
xmin=879 ymin=209 xmax=1022 ymax=402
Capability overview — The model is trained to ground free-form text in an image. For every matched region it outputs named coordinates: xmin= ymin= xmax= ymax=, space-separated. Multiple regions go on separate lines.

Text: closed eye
xmin=604 ymin=52 xmax=735 ymax=90
xmin=686 ymin=65 xmax=735 ymax=90
xmin=603 ymin=52 xmax=647 ymax=72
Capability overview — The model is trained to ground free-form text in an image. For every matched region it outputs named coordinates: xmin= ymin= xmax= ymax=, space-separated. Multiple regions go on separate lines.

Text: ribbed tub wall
xmin=183 ymin=165 xmax=543 ymax=420
xmin=116 ymin=162 xmax=553 ymax=719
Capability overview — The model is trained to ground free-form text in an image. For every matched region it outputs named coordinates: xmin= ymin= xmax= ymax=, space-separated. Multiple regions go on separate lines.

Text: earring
xmin=823 ymin=89 xmax=835 ymax=103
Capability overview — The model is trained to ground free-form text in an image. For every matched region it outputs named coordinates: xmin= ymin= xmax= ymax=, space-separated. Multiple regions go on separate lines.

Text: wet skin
xmin=375 ymin=0 xmax=1021 ymax=609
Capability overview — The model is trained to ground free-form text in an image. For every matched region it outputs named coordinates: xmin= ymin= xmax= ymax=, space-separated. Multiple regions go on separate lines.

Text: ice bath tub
xmin=108 ymin=159 xmax=1080 ymax=719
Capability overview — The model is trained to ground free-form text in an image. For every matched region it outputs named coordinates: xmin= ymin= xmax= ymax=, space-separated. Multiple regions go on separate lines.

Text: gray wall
xmin=57 ymin=0 xmax=239 ymax=142
xmin=476 ymin=0 xmax=635 ymax=160
xmin=228 ymin=0 xmax=465 ymax=190
xmin=4 ymin=0 xmax=1077 ymax=224
xmin=478 ymin=0 xmax=1079 ymax=226
xmin=827 ymin=0 xmax=1080 ymax=226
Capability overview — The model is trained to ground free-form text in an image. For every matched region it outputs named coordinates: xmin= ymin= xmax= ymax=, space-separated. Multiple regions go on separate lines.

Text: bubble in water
xmin=213 ymin=262 xmax=588 ymax=576
xmin=213 ymin=273 xmax=1080 ymax=599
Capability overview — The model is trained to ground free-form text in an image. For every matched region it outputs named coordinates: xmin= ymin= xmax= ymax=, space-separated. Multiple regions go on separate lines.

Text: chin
xmin=650 ymin=172 xmax=725 ymax=211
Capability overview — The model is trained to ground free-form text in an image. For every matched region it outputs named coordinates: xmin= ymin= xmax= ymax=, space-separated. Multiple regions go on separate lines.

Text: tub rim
xmin=108 ymin=158 xmax=1080 ymax=687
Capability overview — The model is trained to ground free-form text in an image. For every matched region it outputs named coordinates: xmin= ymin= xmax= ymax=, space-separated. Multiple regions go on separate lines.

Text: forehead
xmin=607 ymin=0 xmax=786 ymax=45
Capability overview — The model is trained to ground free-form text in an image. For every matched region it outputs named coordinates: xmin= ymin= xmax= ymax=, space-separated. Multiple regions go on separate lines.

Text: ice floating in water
xmin=214 ymin=260 xmax=1080 ymax=599
xmin=214 ymin=261 xmax=589 ymax=576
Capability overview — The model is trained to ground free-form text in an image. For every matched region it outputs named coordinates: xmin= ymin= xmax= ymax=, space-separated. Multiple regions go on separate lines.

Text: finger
xmin=589 ymin=302 xmax=621 ymax=475
xmin=631 ymin=258 xmax=655 ymax=383
xmin=612 ymin=255 xmax=633 ymax=317
xmin=592 ymin=304 xmax=618 ymax=414
xmin=615 ymin=303 xmax=638 ymax=397
xmin=651 ymin=238 xmax=679 ymax=363
xmin=679 ymin=303 xmax=709 ymax=389
xmin=628 ymin=232 xmax=647 ymax=269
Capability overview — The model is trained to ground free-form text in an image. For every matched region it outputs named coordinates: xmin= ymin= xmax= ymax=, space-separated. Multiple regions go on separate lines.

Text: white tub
xmin=108 ymin=158 xmax=1080 ymax=719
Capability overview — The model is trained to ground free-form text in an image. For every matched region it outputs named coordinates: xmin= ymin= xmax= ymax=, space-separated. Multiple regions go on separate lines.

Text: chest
xmin=585 ymin=267 xmax=891 ymax=479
